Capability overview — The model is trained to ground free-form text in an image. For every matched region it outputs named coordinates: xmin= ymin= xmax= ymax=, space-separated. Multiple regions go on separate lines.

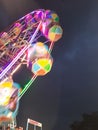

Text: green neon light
xmin=19 ymin=75 xmax=37 ymax=100
xmin=18 ymin=41 xmax=54 ymax=101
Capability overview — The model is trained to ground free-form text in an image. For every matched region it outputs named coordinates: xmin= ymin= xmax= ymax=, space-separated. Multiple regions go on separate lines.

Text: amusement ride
xmin=0 ymin=9 xmax=63 ymax=130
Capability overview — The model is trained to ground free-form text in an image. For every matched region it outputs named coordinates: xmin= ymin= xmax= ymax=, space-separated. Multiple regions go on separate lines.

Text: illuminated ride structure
xmin=0 ymin=9 xmax=63 ymax=129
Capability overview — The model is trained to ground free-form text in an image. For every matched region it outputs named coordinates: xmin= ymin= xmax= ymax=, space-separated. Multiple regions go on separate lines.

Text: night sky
xmin=0 ymin=0 xmax=98 ymax=130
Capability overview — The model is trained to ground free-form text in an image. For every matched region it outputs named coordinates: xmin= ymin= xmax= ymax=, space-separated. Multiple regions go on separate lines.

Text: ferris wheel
xmin=0 ymin=9 xmax=63 ymax=128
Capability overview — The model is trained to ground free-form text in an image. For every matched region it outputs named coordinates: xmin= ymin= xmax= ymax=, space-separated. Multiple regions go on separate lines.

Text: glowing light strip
xmin=0 ymin=45 xmax=30 ymax=79
xmin=29 ymin=21 xmax=42 ymax=44
xmin=0 ymin=55 xmax=25 ymax=84
xmin=49 ymin=41 xmax=54 ymax=53
xmin=11 ymin=64 xmax=21 ymax=76
xmin=18 ymin=75 xmax=37 ymax=100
